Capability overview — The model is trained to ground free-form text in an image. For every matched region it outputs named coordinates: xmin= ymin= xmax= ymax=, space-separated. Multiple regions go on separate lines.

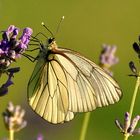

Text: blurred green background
xmin=0 ymin=0 xmax=140 ymax=139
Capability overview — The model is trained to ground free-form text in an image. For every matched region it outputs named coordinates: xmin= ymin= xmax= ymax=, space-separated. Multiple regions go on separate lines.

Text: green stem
xmin=9 ymin=130 xmax=14 ymax=140
xmin=79 ymin=112 xmax=91 ymax=140
xmin=123 ymin=72 xmax=140 ymax=140
xmin=129 ymin=72 xmax=140 ymax=120
xmin=124 ymin=134 xmax=129 ymax=140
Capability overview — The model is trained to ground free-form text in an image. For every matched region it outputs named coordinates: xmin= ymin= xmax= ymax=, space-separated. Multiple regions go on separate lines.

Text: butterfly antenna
xmin=41 ymin=22 xmax=54 ymax=38
xmin=55 ymin=16 xmax=65 ymax=37
xmin=34 ymin=32 xmax=48 ymax=39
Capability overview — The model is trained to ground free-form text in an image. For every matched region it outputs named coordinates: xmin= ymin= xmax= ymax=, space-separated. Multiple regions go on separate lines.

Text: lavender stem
xmin=79 ymin=112 xmax=91 ymax=140
xmin=123 ymin=72 xmax=140 ymax=140
xmin=9 ymin=130 xmax=14 ymax=140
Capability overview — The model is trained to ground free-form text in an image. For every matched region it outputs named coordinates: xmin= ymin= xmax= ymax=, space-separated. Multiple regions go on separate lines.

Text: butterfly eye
xmin=48 ymin=38 xmax=55 ymax=44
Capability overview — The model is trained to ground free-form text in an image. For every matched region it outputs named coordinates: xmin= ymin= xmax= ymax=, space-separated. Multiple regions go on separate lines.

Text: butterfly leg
xmin=22 ymin=53 xmax=37 ymax=62
xmin=26 ymin=47 xmax=40 ymax=52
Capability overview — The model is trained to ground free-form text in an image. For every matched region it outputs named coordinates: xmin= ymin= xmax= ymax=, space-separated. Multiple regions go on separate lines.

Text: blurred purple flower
xmin=99 ymin=44 xmax=119 ymax=75
xmin=36 ymin=134 xmax=44 ymax=140
xmin=115 ymin=112 xmax=140 ymax=137
xmin=0 ymin=67 xmax=20 ymax=96
xmin=3 ymin=102 xmax=27 ymax=132
xmin=0 ymin=25 xmax=33 ymax=71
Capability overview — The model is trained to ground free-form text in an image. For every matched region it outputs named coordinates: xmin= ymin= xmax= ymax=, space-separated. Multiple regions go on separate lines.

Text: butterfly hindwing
xmin=55 ymin=48 xmax=121 ymax=110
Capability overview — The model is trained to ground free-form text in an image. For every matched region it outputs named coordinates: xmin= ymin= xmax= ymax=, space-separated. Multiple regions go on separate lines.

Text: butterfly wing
xmin=56 ymin=48 xmax=122 ymax=112
xmin=28 ymin=54 xmax=74 ymax=124
xmin=27 ymin=48 xmax=122 ymax=124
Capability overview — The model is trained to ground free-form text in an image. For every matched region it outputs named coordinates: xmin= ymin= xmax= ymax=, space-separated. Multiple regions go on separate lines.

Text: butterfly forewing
xmin=28 ymin=44 xmax=122 ymax=124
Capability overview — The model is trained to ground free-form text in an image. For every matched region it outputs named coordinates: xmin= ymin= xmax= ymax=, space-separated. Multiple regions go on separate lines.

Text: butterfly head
xmin=47 ymin=37 xmax=58 ymax=50
xmin=48 ymin=37 xmax=55 ymax=44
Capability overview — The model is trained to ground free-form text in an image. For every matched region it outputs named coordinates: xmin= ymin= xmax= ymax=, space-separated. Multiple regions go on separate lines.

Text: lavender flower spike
xmin=3 ymin=102 xmax=27 ymax=132
xmin=37 ymin=134 xmax=44 ymax=140
xmin=115 ymin=112 xmax=140 ymax=137
xmin=7 ymin=25 xmax=15 ymax=34
xmin=99 ymin=44 xmax=119 ymax=75
xmin=128 ymin=115 xmax=140 ymax=134
xmin=11 ymin=27 xmax=19 ymax=39
xmin=0 ymin=25 xmax=33 ymax=71
xmin=133 ymin=37 xmax=140 ymax=59
xmin=0 ymin=67 xmax=20 ymax=96
xmin=18 ymin=27 xmax=33 ymax=51
xmin=124 ymin=112 xmax=130 ymax=132
xmin=23 ymin=27 xmax=33 ymax=36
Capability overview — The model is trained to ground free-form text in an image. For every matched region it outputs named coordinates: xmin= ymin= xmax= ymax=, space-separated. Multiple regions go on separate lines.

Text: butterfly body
xmin=27 ymin=38 xmax=122 ymax=124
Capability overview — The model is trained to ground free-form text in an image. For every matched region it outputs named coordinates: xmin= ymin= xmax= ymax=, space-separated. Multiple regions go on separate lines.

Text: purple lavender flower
xmin=99 ymin=44 xmax=119 ymax=75
xmin=0 ymin=25 xmax=33 ymax=71
xmin=3 ymin=102 xmax=27 ymax=132
xmin=36 ymin=134 xmax=44 ymax=140
xmin=115 ymin=112 xmax=140 ymax=137
xmin=0 ymin=25 xmax=32 ymax=96
xmin=0 ymin=67 xmax=20 ymax=96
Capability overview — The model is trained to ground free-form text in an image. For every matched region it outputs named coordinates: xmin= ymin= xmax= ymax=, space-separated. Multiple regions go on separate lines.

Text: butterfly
xmin=27 ymin=24 xmax=122 ymax=124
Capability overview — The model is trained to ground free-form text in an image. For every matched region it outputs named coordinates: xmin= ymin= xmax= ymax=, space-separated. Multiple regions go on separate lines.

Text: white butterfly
xmin=27 ymin=35 xmax=122 ymax=124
